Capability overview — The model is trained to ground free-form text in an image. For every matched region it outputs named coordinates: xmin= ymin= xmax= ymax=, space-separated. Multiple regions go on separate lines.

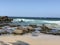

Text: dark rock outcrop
xmin=0 ymin=16 xmax=13 ymax=23
xmin=0 ymin=16 xmax=13 ymax=26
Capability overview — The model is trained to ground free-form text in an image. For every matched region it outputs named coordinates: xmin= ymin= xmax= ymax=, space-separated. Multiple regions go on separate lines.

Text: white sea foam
xmin=44 ymin=21 xmax=60 ymax=24
xmin=12 ymin=18 xmax=60 ymax=25
xmin=12 ymin=19 xmax=35 ymax=22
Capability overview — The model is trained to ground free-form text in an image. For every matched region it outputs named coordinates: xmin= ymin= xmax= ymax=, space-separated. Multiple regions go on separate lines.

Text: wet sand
xmin=0 ymin=33 xmax=60 ymax=45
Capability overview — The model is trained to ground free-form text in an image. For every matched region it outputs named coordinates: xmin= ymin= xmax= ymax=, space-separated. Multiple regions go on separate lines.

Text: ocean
xmin=9 ymin=17 xmax=60 ymax=26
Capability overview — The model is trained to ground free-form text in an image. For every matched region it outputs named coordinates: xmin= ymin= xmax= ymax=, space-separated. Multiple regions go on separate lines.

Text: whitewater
xmin=11 ymin=18 xmax=60 ymax=25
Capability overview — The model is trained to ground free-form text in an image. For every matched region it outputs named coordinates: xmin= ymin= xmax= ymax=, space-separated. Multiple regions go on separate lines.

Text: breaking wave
xmin=12 ymin=18 xmax=60 ymax=25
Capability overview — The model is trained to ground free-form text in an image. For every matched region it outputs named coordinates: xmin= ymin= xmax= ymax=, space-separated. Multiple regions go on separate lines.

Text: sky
xmin=0 ymin=0 xmax=60 ymax=17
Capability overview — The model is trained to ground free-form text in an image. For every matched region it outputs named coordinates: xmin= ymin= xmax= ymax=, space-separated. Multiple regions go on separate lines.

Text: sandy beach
xmin=0 ymin=33 xmax=60 ymax=45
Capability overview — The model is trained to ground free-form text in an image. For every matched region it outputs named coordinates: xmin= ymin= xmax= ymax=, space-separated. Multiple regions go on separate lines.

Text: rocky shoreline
xmin=0 ymin=23 xmax=60 ymax=35
xmin=0 ymin=16 xmax=60 ymax=35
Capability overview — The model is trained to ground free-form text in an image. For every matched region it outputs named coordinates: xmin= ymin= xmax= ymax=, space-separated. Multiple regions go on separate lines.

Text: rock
xmin=13 ymin=29 xmax=23 ymax=34
xmin=27 ymin=26 xmax=35 ymax=33
xmin=0 ymin=16 xmax=13 ymax=23
xmin=29 ymin=24 xmax=37 ymax=28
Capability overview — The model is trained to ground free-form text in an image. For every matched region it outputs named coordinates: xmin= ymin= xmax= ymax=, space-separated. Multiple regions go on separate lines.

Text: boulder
xmin=13 ymin=29 xmax=24 ymax=35
xmin=29 ymin=24 xmax=37 ymax=28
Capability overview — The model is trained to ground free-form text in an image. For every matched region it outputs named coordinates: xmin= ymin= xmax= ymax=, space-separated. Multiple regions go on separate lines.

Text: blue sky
xmin=0 ymin=0 xmax=60 ymax=17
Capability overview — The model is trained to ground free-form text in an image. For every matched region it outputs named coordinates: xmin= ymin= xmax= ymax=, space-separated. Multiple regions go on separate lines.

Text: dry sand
xmin=0 ymin=33 xmax=60 ymax=45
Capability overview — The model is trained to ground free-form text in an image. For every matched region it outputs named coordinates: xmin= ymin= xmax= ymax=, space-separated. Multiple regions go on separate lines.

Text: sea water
xmin=9 ymin=17 xmax=60 ymax=26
